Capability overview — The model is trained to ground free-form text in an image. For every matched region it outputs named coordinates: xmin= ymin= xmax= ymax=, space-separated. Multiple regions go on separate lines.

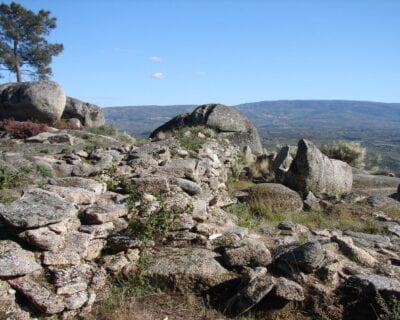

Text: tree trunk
xmin=13 ymin=40 xmax=22 ymax=82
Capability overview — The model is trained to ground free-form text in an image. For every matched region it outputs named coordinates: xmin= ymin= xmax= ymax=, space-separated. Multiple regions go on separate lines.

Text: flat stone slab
xmin=83 ymin=203 xmax=128 ymax=224
xmin=347 ymin=274 xmax=400 ymax=295
xmin=0 ymin=188 xmax=78 ymax=229
xmin=8 ymin=276 xmax=65 ymax=314
xmin=145 ymin=247 xmax=231 ymax=292
xmin=0 ymin=240 xmax=42 ymax=277
xmin=55 ymin=177 xmax=106 ymax=195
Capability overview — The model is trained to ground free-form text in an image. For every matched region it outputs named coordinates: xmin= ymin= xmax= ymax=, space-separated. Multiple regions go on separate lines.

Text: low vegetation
xmin=88 ymin=124 xmax=136 ymax=144
xmin=1 ymin=119 xmax=48 ymax=139
xmin=126 ymin=201 xmax=181 ymax=243
xmin=171 ymin=126 xmax=215 ymax=151
xmin=320 ymin=141 xmax=367 ymax=169
xmin=226 ymin=200 xmax=384 ymax=235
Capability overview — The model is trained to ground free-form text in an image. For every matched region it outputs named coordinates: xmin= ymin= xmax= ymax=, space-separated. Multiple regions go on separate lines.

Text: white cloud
xmin=151 ymin=72 xmax=165 ymax=79
xmin=194 ymin=71 xmax=206 ymax=77
xmin=149 ymin=56 xmax=162 ymax=63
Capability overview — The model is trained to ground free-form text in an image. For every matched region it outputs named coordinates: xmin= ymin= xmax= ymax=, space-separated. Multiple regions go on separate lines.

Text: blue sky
xmin=2 ymin=0 xmax=400 ymax=106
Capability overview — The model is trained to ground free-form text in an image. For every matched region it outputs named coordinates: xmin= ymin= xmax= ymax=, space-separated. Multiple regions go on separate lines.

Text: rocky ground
xmin=0 ymin=124 xmax=398 ymax=320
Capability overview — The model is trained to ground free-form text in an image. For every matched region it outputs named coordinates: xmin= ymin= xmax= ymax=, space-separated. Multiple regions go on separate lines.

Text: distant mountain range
xmin=104 ymin=100 xmax=400 ymax=172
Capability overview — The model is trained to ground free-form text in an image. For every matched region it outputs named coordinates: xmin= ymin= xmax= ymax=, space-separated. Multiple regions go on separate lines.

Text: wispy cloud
xmin=194 ymin=71 xmax=206 ymax=77
xmin=151 ymin=72 xmax=165 ymax=79
xmin=149 ymin=56 xmax=162 ymax=63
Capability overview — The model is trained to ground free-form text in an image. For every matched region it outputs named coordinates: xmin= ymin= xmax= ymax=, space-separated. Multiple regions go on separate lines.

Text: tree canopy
xmin=0 ymin=2 xmax=63 ymax=82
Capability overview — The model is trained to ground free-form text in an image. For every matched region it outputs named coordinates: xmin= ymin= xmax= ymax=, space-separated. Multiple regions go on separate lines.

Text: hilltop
xmin=104 ymin=100 xmax=400 ymax=172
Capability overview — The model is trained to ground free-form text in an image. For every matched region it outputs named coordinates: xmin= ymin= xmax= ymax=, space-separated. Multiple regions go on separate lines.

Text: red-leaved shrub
xmin=1 ymin=119 xmax=48 ymax=139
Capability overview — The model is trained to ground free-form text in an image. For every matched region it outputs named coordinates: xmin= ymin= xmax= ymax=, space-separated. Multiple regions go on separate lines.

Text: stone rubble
xmin=0 ymin=110 xmax=398 ymax=319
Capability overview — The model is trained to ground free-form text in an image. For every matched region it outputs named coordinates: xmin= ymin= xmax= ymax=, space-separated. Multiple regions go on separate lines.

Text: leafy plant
xmin=36 ymin=165 xmax=51 ymax=177
xmin=172 ymin=126 xmax=215 ymax=151
xmin=126 ymin=200 xmax=180 ymax=242
xmin=0 ymin=168 xmax=15 ymax=189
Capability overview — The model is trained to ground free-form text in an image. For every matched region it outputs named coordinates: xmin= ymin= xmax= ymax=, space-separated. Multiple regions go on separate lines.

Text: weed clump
xmin=321 ymin=141 xmax=366 ymax=168
xmin=1 ymin=119 xmax=48 ymax=139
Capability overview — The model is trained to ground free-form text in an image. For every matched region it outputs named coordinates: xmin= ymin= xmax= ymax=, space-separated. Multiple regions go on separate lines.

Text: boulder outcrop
xmin=150 ymin=103 xmax=263 ymax=153
xmin=0 ymin=81 xmax=66 ymax=124
xmin=283 ymin=139 xmax=353 ymax=195
xmin=62 ymin=97 xmax=105 ymax=127
xmin=248 ymin=183 xmax=303 ymax=213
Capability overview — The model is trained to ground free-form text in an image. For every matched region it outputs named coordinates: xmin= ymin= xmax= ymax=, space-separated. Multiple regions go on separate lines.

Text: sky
xmin=1 ymin=0 xmax=400 ymax=107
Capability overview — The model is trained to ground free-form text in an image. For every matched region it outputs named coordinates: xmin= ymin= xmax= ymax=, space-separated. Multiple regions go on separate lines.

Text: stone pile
xmin=0 ymin=105 xmax=399 ymax=319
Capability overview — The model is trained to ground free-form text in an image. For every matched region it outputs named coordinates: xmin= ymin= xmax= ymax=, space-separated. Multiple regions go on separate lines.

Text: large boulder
xmin=0 ymin=81 xmax=66 ymax=124
xmin=283 ymin=139 xmax=352 ymax=195
xmin=62 ymin=97 xmax=105 ymax=127
xmin=150 ymin=104 xmax=263 ymax=153
xmin=248 ymin=183 xmax=303 ymax=213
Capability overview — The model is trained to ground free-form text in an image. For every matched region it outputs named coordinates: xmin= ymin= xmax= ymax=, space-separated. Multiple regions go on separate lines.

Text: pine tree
xmin=0 ymin=2 xmax=63 ymax=82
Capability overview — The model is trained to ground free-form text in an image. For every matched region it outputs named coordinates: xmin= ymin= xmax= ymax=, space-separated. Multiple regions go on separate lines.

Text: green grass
xmin=226 ymin=201 xmax=384 ymax=234
xmin=87 ymin=124 xmax=136 ymax=145
xmin=35 ymin=165 xmax=52 ymax=177
xmin=226 ymin=177 xmax=255 ymax=197
xmin=172 ymin=126 xmax=215 ymax=151
xmin=88 ymin=124 xmax=118 ymax=136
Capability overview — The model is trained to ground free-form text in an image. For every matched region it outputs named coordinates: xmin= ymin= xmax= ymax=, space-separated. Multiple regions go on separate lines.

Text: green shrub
xmin=36 ymin=165 xmax=52 ymax=177
xmin=320 ymin=141 xmax=366 ymax=168
xmin=88 ymin=124 xmax=118 ymax=137
xmin=172 ymin=126 xmax=215 ymax=151
xmin=0 ymin=168 xmax=15 ymax=189
xmin=126 ymin=201 xmax=181 ymax=242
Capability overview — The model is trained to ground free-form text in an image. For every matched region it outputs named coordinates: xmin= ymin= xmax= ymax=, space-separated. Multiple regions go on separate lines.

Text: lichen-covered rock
xmin=83 ymin=203 xmax=128 ymax=224
xmin=171 ymin=177 xmax=202 ymax=196
xmin=54 ymin=177 xmax=107 ymax=195
xmin=222 ymin=238 xmax=272 ymax=267
xmin=284 ymin=139 xmax=353 ymax=195
xmin=331 ymin=235 xmax=377 ymax=267
xmin=248 ymin=183 xmax=303 ymax=213
xmin=0 ymin=80 xmax=66 ymax=124
xmin=27 ymin=132 xmax=74 ymax=144
xmin=47 ymin=185 xmax=100 ymax=205
xmin=144 ymin=247 xmax=232 ymax=292
xmin=19 ymin=227 xmax=64 ymax=251
xmin=0 ymin=240 xmax=42 ymax=277
xmin=8 ymin=276 xmax=65 ymax=314
xmin=131 ymin=176 xmax=170 ymax=194
xmin=346 ymin=274 xmax=400 ymax=296
xmin=0 ymin=280 xmax=31 ymax=320
xmin=62 ymin=96 xmax=105 ymax=127
xmin=303 ymin=191 xmax=322 ymax=211
xmin=150 ymin=104 xmax=263 ymax=153
xmin=0 ymin=189 xmax=78 ymax=229
xmin=226 ymin=267 xmax=275 ymax=315
xmin=274 ymin=277 xmax=305 ymax=301
xmin=274 ymin=240 xmax=325 ymax=275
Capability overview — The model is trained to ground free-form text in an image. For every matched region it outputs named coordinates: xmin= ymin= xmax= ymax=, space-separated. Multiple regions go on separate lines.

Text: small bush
xmin=321 ymin=141 xmax=366 ymax=168
xmin=0 ymin=168 xmax=16 ymax=189
xmin=126 ymin=201 xmax=181 ymax=242
xmin=88 ymin=124 xmax=118 ymax=137
xmin=36 ymin=165 xmax=52 ymax=177
xmin=1 ymin=119 xmax=48 ymax=139
xmin=172 ymin=126 xmax=215 ymax=151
